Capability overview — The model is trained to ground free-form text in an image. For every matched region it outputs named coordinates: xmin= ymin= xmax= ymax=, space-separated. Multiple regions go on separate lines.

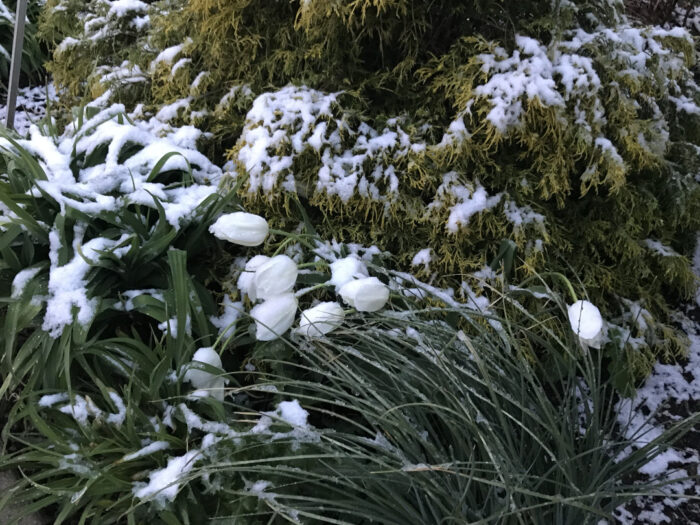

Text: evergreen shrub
xmin=37 ymin=0 xmax=700 ymax=365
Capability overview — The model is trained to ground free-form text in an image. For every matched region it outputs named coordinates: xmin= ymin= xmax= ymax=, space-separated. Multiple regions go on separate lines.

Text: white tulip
xmin=297 ymin=302 xmax=345 ymax=337
xmin=251 ymin=293 xmax=298 ymax=341
xmin=329 ymin=256 xmax=369 ymax=291
xmin=254 ymin=255 xmax=298 ymax=300
xmin=338 ymin=277 xmax=389 ymax=312
xmin=567 ymin=300 xmax=604 ymax=349
xmin=237 ymin=255 xmax=270 ymax=302
xmin=209 ymin=212 xmax=269 ymax=247
xmin=184 ymin=347 xmax=226 ymax=401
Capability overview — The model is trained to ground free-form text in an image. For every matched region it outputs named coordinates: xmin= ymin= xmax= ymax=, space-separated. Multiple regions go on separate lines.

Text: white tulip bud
xmin=567 ymin=300 xmax=604 ymax=349
xmin=297 ymin=302 xmax=345 ymax=337
xmin=338 ymin=277 xmax=389 ymax=312
xmin=254 ymin=255 xmax=298 ymax=300
xmin=237 ymin=255 xmax=270 ymax=302
xmin=184 ymin=347 xmax=226 ymax=401
xmin=251 ymin=293 xmax=298 ymax=341
xmin=329 ymin=256 xmax=369 ymax=291
xmin=209 ymin=212 xmax=269 ymax=247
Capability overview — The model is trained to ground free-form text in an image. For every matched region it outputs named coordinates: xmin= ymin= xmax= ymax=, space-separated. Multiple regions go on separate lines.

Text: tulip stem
xmin=268 ymin=229 xmax=317 ymax=250
xmin=524 ymin=271 xmax=577 ymax=302
xmin=297 ymin=262 xmax=327 ymax=269
xmin=295 ymin=282 xmax=333 ymax=298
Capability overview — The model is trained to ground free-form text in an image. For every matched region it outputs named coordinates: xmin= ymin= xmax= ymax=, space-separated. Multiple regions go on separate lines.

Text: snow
xmin=58 ymin=453 xmax=93 ymax=476
xmin=411 ymin=248 xmax=432 ymax=270
xmin=645 ymin=239 xmax=680 ymax=258
xmin=250 ymin=399 xmax=318 ymax=449
xmin=0 ymin=84 xmax=57 ymax=137
xmin=133 ymin=449 xmax=200 ymax=503
xmin=428 ymin=172 xmax=502 ymax=233
xmin=695 ymin=233 xmax=700 ymax=308
xmin=58 ymin=395 xmax=103 ymax=426
xmin=157 ymin=316 xmax=192 ymax=337
xmin=108 ymin=0 xmax=148 ymax=18
xmin=470 ymin=24 xmax=695 ymax=144
xmin=1 ymin=104 xmax=222 ymax=239
xmin=503 ymin=200 xmax=545 ymax=228
xmin=155 ymin=97 xmax=192 ymax=122
xmin=210 ymin=295 xmax=243 ymax=341
xmin=113 ymin=288 xmax=165 ymax=312
xmin=594 ymin=137 xmax=625 ymax=168
xmin=105 ymin=391 xmax=127 ymax=426
xmin=151 ymin=40 xmax=192 ymax=72
xmin=97 ymin=61 xmax=148 ymax=89
xmin=178 ymin=403 xmax=239 ymax=438
xmin=11 ymin=267 xmax=43 ymax=298
xmin=171 ymin=58 xmax=192 ymax=76
xmin=43 ymin=234 xmax=127 ymax=337
xmin=614 ymin=323 xmax=700 ymax=523
xmin=191 ymin=71 xmax=210 ymax=91
xmin=329 ymin=255 xmax=369 ymax=291
xmin=37 ymin=393 xmax=69 ymax=407
xmin=235 ymin=86 xmax=416 ymax=202
xmin=243 ymin=479 xmax=276 ymax=501
xmin=474 ymin=35 xmax=600 ymax=131
xmin=50 ymin=391 xmax=129 ymax=427
xmin=122 ymin=441 xmax=170 ymax=462
xmin=276 ymin=400 xmax=309 ymax=428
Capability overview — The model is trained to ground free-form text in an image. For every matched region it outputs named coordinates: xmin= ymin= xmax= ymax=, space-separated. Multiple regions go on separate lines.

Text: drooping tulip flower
xmin=297 ymin=301 xmax=345 ymax=337
xmin=209 ymin=212 xmax=269 ymax=247
xmin=567 ymin=300 xmax=604 ymax=348
xmin=338 ymin=277 xmax=389 ymax=312
xmin=237 ymin=255 xmax=271 ymax=302
xmin=329 ymin=256 xmax=369 ymax=291
xmin=254 ymin=255 xmax=298 ymax=300
xmin=184 ymin=347 xmax=226 ymax=401
xmin=251 ymin=293 xmax=298 ymax=341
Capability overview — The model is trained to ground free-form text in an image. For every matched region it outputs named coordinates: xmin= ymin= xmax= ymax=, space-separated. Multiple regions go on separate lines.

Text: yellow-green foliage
xmin=39 ymin=0 xmax=700 ymax=362
xmin=39 ymin=0 xmax=152 ymax=109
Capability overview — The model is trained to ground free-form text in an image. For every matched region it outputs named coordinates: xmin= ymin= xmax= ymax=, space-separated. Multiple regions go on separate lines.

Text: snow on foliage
xmin=474 ymin=35 xmax=601 ymax=132
xmin=235 ymin=85 xmax=414 ymax=201
xmin=427 ymin=172 xmax=502 ymax=233
xmin=0 ymin=103 xmax=222 ymax=337
xmin=132 ymin=449 xmax=200 ymax=504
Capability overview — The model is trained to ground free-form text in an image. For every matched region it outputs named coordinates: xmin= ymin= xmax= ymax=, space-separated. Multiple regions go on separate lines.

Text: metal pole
xmin=6 ymin=0 xmax=28 ymax=131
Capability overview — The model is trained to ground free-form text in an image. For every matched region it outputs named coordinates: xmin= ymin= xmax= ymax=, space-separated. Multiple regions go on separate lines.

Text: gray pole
xmin=5 ymin=0 xmax=28 ymax=131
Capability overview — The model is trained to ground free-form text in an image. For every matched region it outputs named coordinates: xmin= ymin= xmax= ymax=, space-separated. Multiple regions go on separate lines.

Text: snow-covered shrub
xmin=38 ymin=0 xmax=153 ymax=106
xmin=36 ymin=1 xmax=700 ymax=365
xmin=0 ymin=0 xmax=45 ymax=90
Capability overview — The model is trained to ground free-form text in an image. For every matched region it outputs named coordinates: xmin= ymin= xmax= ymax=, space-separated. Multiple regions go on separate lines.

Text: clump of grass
xmin=2 ymin=285 xmax=695 ymax=522
xmin=201 ymin=298 xmax=695 ymax=524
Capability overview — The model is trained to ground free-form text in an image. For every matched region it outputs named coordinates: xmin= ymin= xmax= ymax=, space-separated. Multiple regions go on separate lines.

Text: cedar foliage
xmin=38 ymin=0 xmax=700 ymax=363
